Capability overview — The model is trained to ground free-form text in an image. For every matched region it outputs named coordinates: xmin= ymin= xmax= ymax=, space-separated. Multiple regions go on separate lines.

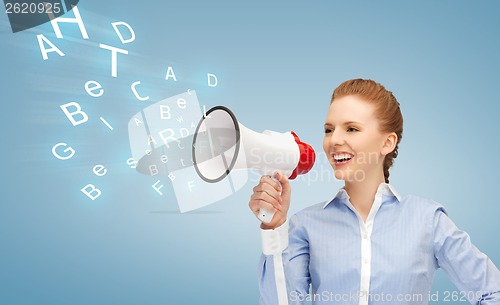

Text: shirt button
xmin=363 ymin=234 xmax=368 ymax=239
xmin=364 ymin=259 xmax=369 ymax=264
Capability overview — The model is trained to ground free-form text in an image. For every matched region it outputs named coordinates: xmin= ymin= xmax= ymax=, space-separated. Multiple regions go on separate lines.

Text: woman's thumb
xmin=275 ymin=171 xmax=291 ymax=194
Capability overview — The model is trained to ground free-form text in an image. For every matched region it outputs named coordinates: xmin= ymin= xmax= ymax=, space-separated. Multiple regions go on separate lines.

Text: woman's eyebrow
xmin=344 ymin=121 xmax=363 ymax=126
xmin=324 ymin=121 xmax=363 ymax=127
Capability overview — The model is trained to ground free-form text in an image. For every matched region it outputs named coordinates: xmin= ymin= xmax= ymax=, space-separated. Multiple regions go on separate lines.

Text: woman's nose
xmin=329 ymin=129 xmax=345 ymax=146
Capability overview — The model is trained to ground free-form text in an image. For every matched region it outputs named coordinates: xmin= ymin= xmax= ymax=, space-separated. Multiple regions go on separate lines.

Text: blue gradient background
xmin=1 ymin=1 xmax=499 ymax=304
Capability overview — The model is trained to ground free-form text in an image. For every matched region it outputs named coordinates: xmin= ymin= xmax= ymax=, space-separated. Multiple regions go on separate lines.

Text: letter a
xmin=165 ymin=66 xmax=177 ymax=81
xmin=37 ymin=34 xmax=65 ymax=60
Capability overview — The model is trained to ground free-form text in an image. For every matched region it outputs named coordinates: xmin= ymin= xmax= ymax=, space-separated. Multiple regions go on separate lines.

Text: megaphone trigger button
xmin=260 ymin=175 xmax=271 ymax=183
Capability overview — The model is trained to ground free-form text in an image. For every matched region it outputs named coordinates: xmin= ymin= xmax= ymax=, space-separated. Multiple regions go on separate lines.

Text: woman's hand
xmin=249 ymin=171 xmax=291 ymax=230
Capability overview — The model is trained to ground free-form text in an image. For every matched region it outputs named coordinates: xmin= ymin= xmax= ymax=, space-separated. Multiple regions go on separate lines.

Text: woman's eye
xmin=324 ymin=129 xmax=332 ymax=134
xmin=347 ymin=127 xmax=358 ymax=132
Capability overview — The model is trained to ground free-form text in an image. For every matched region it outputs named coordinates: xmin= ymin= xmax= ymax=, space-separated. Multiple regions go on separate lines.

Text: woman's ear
xmin=381 ymin=132 xmax=397 ymax=156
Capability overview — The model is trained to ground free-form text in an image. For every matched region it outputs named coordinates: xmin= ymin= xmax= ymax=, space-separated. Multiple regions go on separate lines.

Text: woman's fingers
xmin=259 ymin=175 xmax=282 ymax=192
xmin=249 ymin=174 xmax=290 ymax=227
xmin=252 ymin=181 xmax=283 ymax=202
xmin=249 ymin=199 xmax=278 ymax=216
xmin=251 ymin=190 xmax=281 ymax=209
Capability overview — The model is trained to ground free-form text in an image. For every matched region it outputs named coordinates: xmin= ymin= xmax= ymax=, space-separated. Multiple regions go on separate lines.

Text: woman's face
xmin=323 ymin=95 xmax=391 ymax=182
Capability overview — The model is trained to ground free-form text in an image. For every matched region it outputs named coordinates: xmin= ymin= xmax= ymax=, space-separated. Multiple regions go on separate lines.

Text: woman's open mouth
xmin=332 ymin=152 xmax=353 ymax=167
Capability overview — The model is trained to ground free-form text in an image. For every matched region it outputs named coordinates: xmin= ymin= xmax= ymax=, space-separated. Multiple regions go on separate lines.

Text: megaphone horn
xmin=192 ymin=106 xmax=316 ymax=223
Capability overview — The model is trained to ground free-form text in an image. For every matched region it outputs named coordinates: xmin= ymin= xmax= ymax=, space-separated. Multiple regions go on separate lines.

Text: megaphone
xmin=192 ymin=106 xmax=316 ymax=223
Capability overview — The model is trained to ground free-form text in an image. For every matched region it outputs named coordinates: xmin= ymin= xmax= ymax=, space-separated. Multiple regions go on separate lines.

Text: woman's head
xmin=323 ymin=79 xmax=403 ymax=183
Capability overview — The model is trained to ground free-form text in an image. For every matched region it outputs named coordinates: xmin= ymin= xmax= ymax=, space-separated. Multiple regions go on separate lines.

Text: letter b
xmin=81 ymin=184 xmax=101 ymax=200
xmin=60 ymin=102 xmax=89 ymax=126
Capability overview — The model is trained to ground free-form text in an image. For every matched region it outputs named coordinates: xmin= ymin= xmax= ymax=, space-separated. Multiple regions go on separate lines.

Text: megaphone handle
xmin=258 ymin=175 xmax=281 ymax=223
xmin=258 ymin=207 xmax=275 ymax=223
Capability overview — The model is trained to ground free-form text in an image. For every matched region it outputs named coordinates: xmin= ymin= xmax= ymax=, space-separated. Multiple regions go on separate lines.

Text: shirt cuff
xmin=260 ymin=219 xmax=289 ymax=256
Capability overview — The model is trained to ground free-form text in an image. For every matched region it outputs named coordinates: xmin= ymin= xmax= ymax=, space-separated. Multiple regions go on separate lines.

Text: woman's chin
xmin=334 ymin=167 xmax=367 ymax=183
xmin=334 ymin=169 xmax=346 ymax=181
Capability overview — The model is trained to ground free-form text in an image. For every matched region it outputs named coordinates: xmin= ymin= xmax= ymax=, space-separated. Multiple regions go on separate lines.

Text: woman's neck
xmin=344 ymin=172 xmax=386 ymax=222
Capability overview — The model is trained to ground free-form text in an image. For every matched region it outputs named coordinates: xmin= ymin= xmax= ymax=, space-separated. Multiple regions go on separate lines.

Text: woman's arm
xmin=259 ymin=215 xmax=311 ymax=305
xmin=433 ymin=208 xmax=500 ymax=304
xmin=250 ymin=173 xmax=311 ymax=305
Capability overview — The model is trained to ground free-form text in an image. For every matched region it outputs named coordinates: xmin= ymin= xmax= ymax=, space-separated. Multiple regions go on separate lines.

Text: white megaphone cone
xmin=192 ymin=106 xmax=316 ymax=223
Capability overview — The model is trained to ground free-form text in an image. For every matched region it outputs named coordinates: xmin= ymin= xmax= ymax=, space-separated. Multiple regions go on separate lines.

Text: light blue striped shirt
xmin=259 ymin=183 xmax=500 ymax=305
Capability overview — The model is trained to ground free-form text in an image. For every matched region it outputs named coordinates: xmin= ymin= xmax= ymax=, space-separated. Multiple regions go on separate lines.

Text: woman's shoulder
xmin=286 ymin=200 xmax=334 ymax=232
xmin=289 ymin=200 xmax=331 ymax=223
xmin=400 ymin=193 xmax=448 ymax=215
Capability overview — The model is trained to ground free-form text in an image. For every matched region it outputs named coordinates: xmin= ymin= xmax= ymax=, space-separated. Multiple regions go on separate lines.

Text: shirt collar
xmin=323 ymin=182 xmax=401 ymax=209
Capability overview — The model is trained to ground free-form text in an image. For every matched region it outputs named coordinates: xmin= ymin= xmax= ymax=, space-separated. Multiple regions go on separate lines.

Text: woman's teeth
xmin=334 ymin=154 xmax=352 ymax=162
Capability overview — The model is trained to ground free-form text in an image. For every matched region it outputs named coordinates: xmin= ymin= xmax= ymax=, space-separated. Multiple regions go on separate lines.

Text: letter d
xmin=207 ymin=73 xmax=218 ymax=87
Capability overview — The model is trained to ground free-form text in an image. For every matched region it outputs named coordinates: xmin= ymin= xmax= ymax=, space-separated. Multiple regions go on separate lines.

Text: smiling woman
xmin=326 ymin=79 xmax=403 ymax=185
xmin=248 ymin=79 xmax=500 ymax=305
